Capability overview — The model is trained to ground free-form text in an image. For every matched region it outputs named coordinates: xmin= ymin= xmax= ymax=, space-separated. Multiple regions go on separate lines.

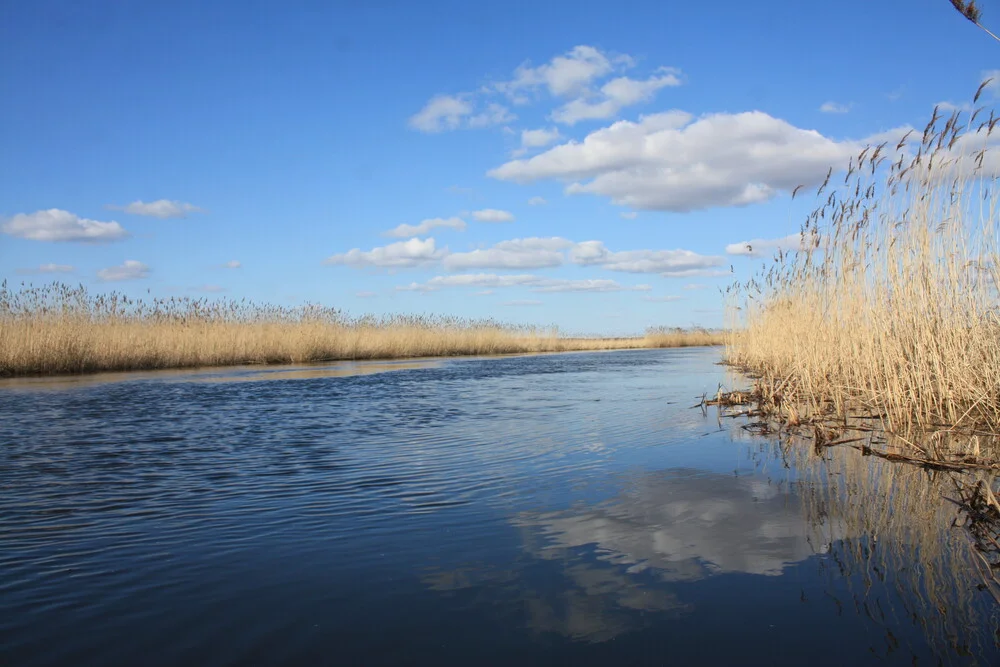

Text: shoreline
xmin=0 ymin=340 xmax=723 ymax=385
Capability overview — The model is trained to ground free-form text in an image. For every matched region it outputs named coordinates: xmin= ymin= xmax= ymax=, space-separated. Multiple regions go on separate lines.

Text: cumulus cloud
xmin=489 ymin=110 xmax=909 ymax=212
xmin=444 ymin=237 xmax=571 ymax=270
xmin=2 ymin=209 xmax=129 ymax=242
xmin=409 ymin=95 xmax=513 ymax=133
xmin=383 ymin=217 xmax=466 ymax=238
xmin=97 ymin=260 xmax=149 ymax=282
xmin=468 ymin=103 xmax=516 ymax=128
xmin=413 ymin=46 xmax=677 ymax=134
xmin=552 ymin=69 xmax=682 ymax=124
xmin=111 ymin=199 xmax=202 ymax=219
xmin=497 ymin=45 xmax=620 ymax=98
xmin=725 ymin=233 xmax=807 ymax=257
xmin=408 ymin=94 xmax=474 ymax=132
xmin=398 ymin=273 xmax=651 ymax=294
xmin=324 ymin=238 xmax=447 ymax=268
xmin=471 ymin=208 xmax=515 ymax=222
xmin=325 ymin=233 xmax=722 ymax=278
xmin=819 ymin=101 xmax=851 ymax=114
xmin=528 ymin=196 xmax=547 ymax=206
xmin=221 ymin=260 xmax=242 ymax=269
xmin=570 ymin=240 xmax=725 ymax=276
xmin=521 ymin=127 xmax=562 ymax=151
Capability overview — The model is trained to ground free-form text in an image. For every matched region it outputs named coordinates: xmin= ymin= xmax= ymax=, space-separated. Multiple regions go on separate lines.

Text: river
xmin=1 ymin=347 xmax=996 ymax=665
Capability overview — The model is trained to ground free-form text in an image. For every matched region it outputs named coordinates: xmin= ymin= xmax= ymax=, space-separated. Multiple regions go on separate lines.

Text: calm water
xmin=1 ymin=347 xmax=997 ymax=666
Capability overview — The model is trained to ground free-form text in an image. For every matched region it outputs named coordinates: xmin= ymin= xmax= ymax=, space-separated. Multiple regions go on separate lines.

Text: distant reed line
xmin=725 ymin=88 xmax=1000 ymax=456
xmin=0 ymin=282 xmax=721 ymax=376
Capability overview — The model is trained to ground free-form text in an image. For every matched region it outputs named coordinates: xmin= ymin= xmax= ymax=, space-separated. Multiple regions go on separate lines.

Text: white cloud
xmin=444 ymin=237 xmax=570 ymax=270
xmin=221 ymin=260 xmax=242 ymax=269
xmin=468 ymin=103 xmax=516 ymax=128
xmin=725 ymin=233 xmax=806 ymax=257
xmin=409 ymin=94 xmax=474 ymax=132
xmin=489 ymin=110 xmax=909 ymax=212
xmin=552 ymin=69 xmax=682 ymax=125
xmin=398 ymin=272 xmax=651 ymax=294
xmin=383 ymin=217 xmax=466 ymax=238
xmin=2 ymin=209 xmax=129 ymax=242
xmin=521 ymin=127 xmax=562 ymax=149
xmin=471 ymin=208 xmax=515 ymax=222
xmin=620 ymin=211 xmax=638 ymax=220
xmin=193 ymin=284 xmax=226 ymax=293
xmin=475 ymin=290 xmax=494 ymax=296
xmin=642 ymin=295 xmax=683 ymax=302
xmin=570 ymin=240 xmax=725 ymax=276
xmin=502 ymin=299 xmax=543 ymax=306
xmin=97 ymin=260 xmax=149 ymax=282
xmin=112 ymin=199 xmax=202 ymax=219
xmin=324 ymin=237 xmax=446 ymax=268
xmin=819 ymin=101 xmax=851 ymax=114
xmin=683 ymin=283 xmax=709 ymax=290
xmin=533 ymin=279 xmax=651 ymax=293
xmin=528 ymin=196 xmax=547 ymax=206
xmin=356 ymin=291 xmax=378 ymax=298
xmin=498 ymin=45 xmax=619 ymax=98
xmin=325 ymin=233 xmax=723 ymax=279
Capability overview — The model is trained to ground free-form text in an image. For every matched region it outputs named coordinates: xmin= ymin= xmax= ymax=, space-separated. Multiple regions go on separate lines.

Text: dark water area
xmin=1 ymin=348 xmax=997 ymax=666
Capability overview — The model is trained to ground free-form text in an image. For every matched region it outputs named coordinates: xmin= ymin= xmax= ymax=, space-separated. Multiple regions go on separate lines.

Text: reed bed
xmin=0 ymin=282 xmax=722 ymax=377
xmin=725 ymin=92 xmax=1000 ymax=461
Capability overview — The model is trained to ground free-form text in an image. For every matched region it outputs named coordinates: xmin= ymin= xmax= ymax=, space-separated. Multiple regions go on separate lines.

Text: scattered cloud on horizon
xmin=109 ymin=199 xmax=202 ymax=219
xmin=642 ymin=295 xmax=683 ymax=302
xmin=2 ymin=209 xmax=129 ymax=242
xmin=324 ymin=237 xmax=447 ymax=269
xmin=471 ymin=208 xmax=515 ymax=222
xmin=397 ymin=273 xmax=652 ymax=294
xmin=383 ymin=216 xmax=466 ymax=238
xmin=97 ymin=260 xmax=149 ymax=282
xmin=327 ymin=235 xmax=725 ymax=276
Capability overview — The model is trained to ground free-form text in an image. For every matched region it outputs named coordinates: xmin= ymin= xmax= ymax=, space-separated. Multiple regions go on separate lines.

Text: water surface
xmin=1 ymin=348 xmax=996 ymax=665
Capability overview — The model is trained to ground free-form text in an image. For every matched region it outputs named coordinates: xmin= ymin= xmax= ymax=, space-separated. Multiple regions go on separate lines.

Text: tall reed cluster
xmin=726 ymin=95 xmax=1000 ymax=440
xmin=0 ymin=282 xmax=721 ymax=376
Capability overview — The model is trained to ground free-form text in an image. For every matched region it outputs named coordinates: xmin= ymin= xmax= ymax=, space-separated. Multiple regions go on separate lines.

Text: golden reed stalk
xmin=725 ymin=91 xmax=1000 ymax=443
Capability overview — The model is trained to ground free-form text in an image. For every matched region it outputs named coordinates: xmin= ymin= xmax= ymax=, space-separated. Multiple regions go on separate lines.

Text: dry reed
xmin=725 ymin=94 xmax=1000 ymax=460
xmin=0 ymin=282 xmax=722 ymax=377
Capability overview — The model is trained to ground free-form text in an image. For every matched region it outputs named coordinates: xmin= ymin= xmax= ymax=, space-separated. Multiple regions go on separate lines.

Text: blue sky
xmin=2 ymin=0 xmax=998 ymax=334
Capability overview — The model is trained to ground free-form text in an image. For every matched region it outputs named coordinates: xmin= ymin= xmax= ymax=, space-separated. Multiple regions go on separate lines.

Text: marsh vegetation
xmin=0 ymin=282 xmax=721 ymax=377
xmin=725 ymin=91 xmax=1000 ymax=465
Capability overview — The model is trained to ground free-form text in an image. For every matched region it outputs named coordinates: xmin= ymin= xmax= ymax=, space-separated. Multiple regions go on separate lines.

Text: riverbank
xmin=0 ymin=283 xmax=721 ymax=377
xmin=723 ymin=101 xmax=1000 ymax=462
